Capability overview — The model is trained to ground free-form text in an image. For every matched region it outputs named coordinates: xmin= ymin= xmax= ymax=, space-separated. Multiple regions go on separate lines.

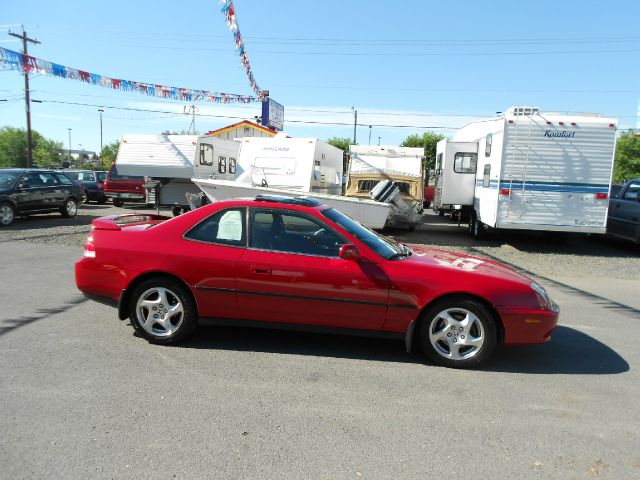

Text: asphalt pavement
xmin=0 ymin=208 xmax=639 ymax=479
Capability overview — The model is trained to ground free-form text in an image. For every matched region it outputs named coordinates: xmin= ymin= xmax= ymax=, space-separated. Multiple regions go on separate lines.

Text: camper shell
xmin=433 ymin=106 xmax=617 ymax=237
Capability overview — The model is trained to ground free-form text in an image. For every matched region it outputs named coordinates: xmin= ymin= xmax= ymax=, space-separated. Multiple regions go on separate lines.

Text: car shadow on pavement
xmin=176 ymin=325 xmax=422 ymax=364
xmin=173 ymin=324 xmax=627 ymax=375
xmin=483 ymin=326 xmax=629 ymax=375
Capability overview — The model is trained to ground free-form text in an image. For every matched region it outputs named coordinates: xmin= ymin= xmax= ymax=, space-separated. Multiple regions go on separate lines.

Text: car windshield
xmin=321 ymin=208 xmax=410 ymax=260
xmin=0 ymin=171 xmax=20 ymax=189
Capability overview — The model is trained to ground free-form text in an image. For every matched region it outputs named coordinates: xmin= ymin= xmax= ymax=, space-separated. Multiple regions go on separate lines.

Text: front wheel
xmin=112 ymin=198 xmax=124 ymax=207
xmin=419 ymin=297 xmax=497 ymax=368
xmin=0 ymin=202 xmax=16 ymax=226
xmin=128 ymin=278 xmax=198 ymax=344
xmin=60 ymin=197 xmax=78 ymax=218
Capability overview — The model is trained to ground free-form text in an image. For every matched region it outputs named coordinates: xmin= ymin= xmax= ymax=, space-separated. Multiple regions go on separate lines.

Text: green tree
xmin=99 ymin=141 xmax=120 ymax=169
xmin=613 ymin=131 xmax=640 ymax=183
xmin=401 ymin=131 xmax=446 ymax=171
xmin=326 ymin=137 xmax=352 ymax=174
xmin=0 ymin=126 xmax=63 ymax=168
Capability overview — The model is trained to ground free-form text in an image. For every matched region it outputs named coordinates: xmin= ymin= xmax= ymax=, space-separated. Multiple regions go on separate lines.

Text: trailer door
xmin=438 ymin=140 xmax=478 ymax=206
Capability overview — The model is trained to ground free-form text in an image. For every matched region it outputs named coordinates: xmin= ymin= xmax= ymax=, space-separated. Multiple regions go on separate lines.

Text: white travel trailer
xmin=115 ymin=134 xmax=239 ymax=214
xmin=346 ymin=145 xmax=424 ymax=228
xmin=231 ymin=136 xmax=344 ymax=195
xmin=191 ymin=136 xmax=392 ymax=229
xmin=433 ymin=106 xmax=617 ymax=237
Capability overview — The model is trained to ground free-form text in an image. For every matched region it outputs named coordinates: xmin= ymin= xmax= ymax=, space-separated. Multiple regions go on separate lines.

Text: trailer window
xmin=228 ymin=158 xmax=237 ymax=174
xmin=485 ymin=134 xmax=492 ymax=157
xmin=483 ymin=164 xmax=491 ymax=187
xmin=454 ymin=153 xmax=477 ymax=174
xmin=218 ymin=156 xmax=227 ymax=174
xmin=199 ymin=144 xmax=214 ymax=166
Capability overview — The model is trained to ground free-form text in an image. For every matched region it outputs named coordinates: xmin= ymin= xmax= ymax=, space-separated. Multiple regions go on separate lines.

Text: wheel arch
xmin=118 ymin=271 xmax=198 ymax=320
xmin=405 ymin=292 xmax=504 ymax=353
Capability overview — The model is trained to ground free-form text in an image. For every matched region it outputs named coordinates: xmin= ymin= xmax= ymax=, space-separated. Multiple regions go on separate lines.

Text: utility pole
xmin=351 ymin=106 xmax=357 ymax=145
xmin=68 ymin=128 xmax=72 ymax=165
xmin=98 ymin=108 xmax=104 ymax=152
xmin=368 ymin=125 xmax=372 ymax=146
xmin=9 ymin=27 xmax=40 ymax=168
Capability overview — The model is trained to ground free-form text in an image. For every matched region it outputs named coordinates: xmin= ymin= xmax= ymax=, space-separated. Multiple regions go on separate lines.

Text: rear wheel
xmin=129 ymin=278 xmax=198 ymax=344
xmin=112 ymin=198 xmax=124 ymax=207
xmin=60 ymin=197 xmax=78 ymax=218
xmin=97 ymin=195 xmax=107 ymax=205
xmin=0 ymin=202 xmax=16 ymax=226
xmin=419 ymin=297 xmax=497 ymax=368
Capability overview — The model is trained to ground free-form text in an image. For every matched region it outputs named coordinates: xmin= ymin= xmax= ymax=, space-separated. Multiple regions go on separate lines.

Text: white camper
xmin=347 ymin=145 xmax=424 ymax=228
xmin=191 ymin=136 xmax=392 ymax=229
xmin=231 ymin=136 xmax=344 ymax=195
xmin=433 ymin=106 xmax=617 ymax=237
xmin=115 ymin=134 xmax=239 ymax=214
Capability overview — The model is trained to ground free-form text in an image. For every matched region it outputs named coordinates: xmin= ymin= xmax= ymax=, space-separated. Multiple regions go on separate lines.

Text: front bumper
xmin=498 ymin=305 xmax=559 ymax=345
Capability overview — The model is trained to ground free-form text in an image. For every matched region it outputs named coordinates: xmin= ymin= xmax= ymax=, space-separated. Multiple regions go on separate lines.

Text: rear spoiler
xmin=92 ymin=214 xmax=171 ymax=231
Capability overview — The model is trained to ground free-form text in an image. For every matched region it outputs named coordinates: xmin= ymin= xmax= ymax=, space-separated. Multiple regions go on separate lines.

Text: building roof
xmin=205 ymin=120 xmax=276 ymax=137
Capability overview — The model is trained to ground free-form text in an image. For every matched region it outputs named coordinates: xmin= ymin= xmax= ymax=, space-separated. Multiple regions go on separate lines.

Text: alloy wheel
xmin=135 ymin=287 xmax=185 ymax=337
xmin=428 ymin=307 xmax=485 ymax=360
xmin=0 ymin=204 xmax=15 ymax=226
xmin=66 ymin=199 xmax=77 ymax=216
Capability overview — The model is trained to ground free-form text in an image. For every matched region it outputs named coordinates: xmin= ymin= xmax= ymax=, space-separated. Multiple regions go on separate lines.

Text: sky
xmin=1 ymin=0 xmax=639 ymax=154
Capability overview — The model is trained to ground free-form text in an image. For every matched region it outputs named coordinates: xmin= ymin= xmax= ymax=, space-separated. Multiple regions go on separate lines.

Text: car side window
xmin=56 ymin=173 xmax=75 ymax=185
xmin=20 ymin=173 xmax=43 ymax=188
xmin=38 ymin=172 xmax=60 ymax=186
xmin=623 ymin=182 xmax=640 ymax=201
xmin=250 ymin=209 xmax=346 ymax=257
xmin=184 ymin=208 xmax=246 ymax=247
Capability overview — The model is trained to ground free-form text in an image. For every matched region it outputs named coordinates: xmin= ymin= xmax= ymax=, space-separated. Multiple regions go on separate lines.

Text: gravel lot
xmin=1 ymin=202 xmax=639 ymax=479
xmin=3 ymin=202 xmax=638 ymax=281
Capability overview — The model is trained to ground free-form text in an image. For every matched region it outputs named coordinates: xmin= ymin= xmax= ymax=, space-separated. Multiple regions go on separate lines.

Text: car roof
xmin=212 ymin=196 xmax=329 ymax=211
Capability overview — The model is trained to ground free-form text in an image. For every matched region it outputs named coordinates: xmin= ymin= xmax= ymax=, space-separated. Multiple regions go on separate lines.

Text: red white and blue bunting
xmin=0 ymin=46 xmax=259 ymax=104
xmin=220 ymin=0 xmax=262 ymax=97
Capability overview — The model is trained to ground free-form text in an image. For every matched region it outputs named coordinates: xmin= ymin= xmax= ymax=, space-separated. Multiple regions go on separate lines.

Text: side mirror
xmin=339 ymin=244 xmax=361 ymax=261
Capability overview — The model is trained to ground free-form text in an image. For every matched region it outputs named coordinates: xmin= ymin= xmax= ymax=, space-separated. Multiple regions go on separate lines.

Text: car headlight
xmin=531 ymin=282 xmax=553 ymax=310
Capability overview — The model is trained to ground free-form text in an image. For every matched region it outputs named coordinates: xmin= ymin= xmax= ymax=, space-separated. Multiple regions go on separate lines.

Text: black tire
xmin=97 ymin=196 xmax=107 ymax=205
xmin=438 ymin=209 xmax=445 ymax=217
xmin=60 ymin=197 xmax=78 ymax=218
xmin=471 ymin=212 xmax=485 ymax=240
xmin=0 ymin=202 xmax=16 ymax=227
xmin=112 ymin=198 xmax=124 ymax=207
xmin=128 ymin=277 xmax=198 ymax=345
xmin=419 ymin=297 xmax=498 ymax=369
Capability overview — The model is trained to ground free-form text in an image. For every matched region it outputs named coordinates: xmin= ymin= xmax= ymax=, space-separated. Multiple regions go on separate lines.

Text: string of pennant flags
xmin=220 ymin=0 xmax=262 ymax=96
xmin=0 ymin=45 xmax=260 ymax=104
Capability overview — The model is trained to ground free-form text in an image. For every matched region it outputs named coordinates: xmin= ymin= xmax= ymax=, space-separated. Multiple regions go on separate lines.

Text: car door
xmin=236 ymin=207 xmax=390 ymax=330
xmin=608 ymin=181 xmax=640 ymax=242
xmin=179 ymin=207 xmax=247 ymax=319
xmin=37 ymin=172 xmax=65 ymax=207
xmin=14 ymin=172 xmax=45 ymax=212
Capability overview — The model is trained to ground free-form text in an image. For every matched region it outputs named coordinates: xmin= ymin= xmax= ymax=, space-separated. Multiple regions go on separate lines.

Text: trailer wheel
xmin=471 ymin=212 xmax=485 ymax=240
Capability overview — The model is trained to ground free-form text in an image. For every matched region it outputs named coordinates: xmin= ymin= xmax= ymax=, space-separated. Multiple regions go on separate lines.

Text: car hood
xmin=402 ymin=244 xmax=532 ymax=285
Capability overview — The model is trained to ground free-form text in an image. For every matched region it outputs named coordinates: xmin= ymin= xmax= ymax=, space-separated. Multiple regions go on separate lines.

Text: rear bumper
xmin=105 ymin=192 xmax=146 ymax=201
xmin=498 ymin=305 xmax=559 ymax=345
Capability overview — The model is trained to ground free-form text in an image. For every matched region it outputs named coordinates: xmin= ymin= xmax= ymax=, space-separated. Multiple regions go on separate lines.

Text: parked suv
xmin=104 ymin=164 xmax=146 ymax=207
xmin=62 ymin=170 xmax=108 ymax=204
xmin=0 ymin=168 xmax=84 ymax=226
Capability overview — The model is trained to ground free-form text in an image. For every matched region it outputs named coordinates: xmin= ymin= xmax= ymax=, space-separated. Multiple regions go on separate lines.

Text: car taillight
xmin=84 ymin=235 xmax=96 ymax=258
xmin=97 ymin=182 xmax=104 ymax=190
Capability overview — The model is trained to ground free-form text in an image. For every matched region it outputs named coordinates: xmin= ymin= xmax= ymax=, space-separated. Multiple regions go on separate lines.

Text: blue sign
xmin=261 ymin=98 xmax=284 ymax=131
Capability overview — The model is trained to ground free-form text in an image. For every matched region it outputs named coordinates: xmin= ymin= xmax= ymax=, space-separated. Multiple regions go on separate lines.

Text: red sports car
xmin=75 ymin=195 xmax=559 ymax=368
